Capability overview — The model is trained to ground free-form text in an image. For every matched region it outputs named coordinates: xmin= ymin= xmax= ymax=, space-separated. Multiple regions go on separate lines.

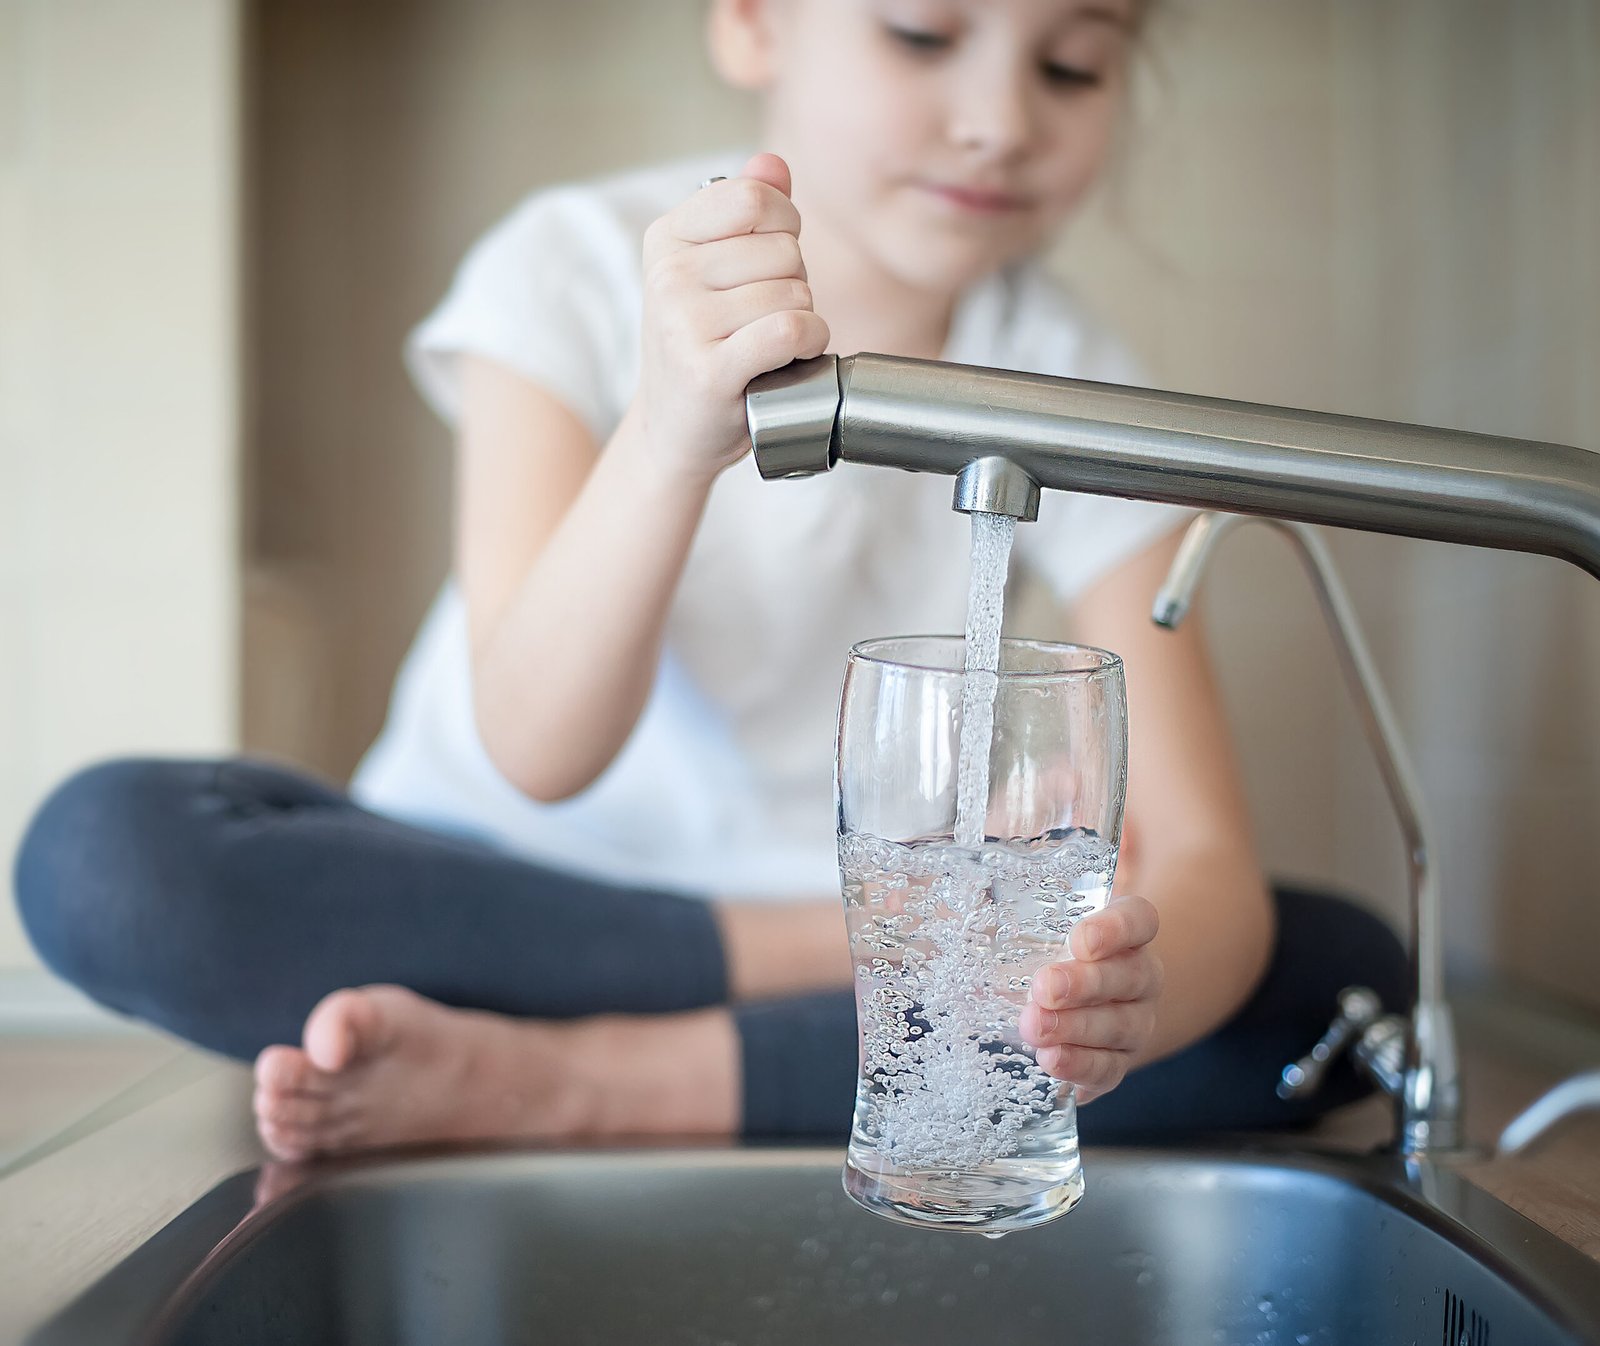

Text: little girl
xmin=16 ymin=0 xmax=1404 ymax=1158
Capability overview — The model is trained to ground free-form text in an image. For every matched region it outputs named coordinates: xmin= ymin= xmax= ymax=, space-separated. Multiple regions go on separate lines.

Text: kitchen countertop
xmin=2 ymin=990 xmax=1597 ymax=1342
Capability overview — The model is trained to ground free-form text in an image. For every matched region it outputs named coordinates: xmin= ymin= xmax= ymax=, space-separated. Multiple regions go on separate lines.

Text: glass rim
xmin=847 ymin=635 xmax=1124 ymax=683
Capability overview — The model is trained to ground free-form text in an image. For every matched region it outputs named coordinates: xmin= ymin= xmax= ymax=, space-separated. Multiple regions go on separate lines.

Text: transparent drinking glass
xmin=836 ymin=636 xmax=1127 ymax=1234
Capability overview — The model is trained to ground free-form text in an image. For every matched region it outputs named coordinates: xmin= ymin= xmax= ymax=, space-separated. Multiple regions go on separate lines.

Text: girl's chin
xmin=873 ymin=239 xmax=1019 ymax=295
xmin=865 ymin=213 xmax=1036 ymax=291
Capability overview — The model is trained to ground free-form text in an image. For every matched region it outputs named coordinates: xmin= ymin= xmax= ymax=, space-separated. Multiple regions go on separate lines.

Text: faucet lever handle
xmin=1277 ymin=985 xmax=1384 ymax=1100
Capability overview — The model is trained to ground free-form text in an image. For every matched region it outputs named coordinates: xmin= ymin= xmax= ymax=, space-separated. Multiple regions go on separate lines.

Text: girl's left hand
xmin=1019 ymin=893 xmax=1163 ymax=1104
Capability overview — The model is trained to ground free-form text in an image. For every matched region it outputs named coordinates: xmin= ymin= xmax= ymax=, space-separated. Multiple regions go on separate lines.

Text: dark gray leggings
xmin=12 ymin=757 xmax=1409 ymax=1140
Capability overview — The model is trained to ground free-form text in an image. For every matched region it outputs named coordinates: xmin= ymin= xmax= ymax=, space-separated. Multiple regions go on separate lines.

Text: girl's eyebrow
xmin=1067 ymin=5 xmax=1134 ymax=30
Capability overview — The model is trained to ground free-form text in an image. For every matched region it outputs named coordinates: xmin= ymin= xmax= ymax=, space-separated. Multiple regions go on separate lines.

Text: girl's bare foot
xmin=252 ymin=985 xmax=738 ymax=1161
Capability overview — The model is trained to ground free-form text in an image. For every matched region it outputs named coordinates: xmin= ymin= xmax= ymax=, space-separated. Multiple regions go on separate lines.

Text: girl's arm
xmin=1021 ymin=527 xmax=1275 ymax=1099
xmin=1084 ymin=526 xmax=1275 ymax=1059
xmin=457 ymin=156 xmax=828 ymax=802
xmin=457 ymin=375 xmax=710 ymax=802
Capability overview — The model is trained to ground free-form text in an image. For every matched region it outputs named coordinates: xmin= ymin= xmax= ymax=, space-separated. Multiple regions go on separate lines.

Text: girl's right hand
xmin=635 ymin=152 xmax=831 ymax=488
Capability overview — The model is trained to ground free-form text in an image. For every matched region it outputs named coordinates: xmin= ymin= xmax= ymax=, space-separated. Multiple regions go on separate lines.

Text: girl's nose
xmin=946 ymin=58 xmax=1034 ymax=162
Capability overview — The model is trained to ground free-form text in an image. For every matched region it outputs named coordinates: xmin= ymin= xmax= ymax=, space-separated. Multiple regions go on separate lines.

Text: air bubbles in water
xmin=841 ymin=829 xmax=1114 ymax=1173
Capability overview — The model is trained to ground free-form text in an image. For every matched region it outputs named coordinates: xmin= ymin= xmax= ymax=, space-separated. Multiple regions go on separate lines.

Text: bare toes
xmin=258 ymin=1120 xmax=316 ymax=1162
xmin=304 ymin=986 xmax=406 ymax=1073
xmin=254 ymin=1044 xmax=330 ymax=1097
xmin=257 ymin=1106 xmax=362 ymax=1161
xmin=254 ymin=1091 xmax=339 ymax=1133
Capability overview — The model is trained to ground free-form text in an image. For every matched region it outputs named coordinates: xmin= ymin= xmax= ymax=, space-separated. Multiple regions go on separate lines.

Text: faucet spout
xmin=952 ymin=457 xmax=1040 ymax=522
xmin=745 ymin=353 xmax=1600 ymax=579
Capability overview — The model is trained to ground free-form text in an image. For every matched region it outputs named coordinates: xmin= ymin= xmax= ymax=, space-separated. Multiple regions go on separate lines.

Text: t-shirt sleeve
xmin=1008 ymin=316 xmax=1195 ymax=606
xmin=404 ymin=189 xmax=629 ymax=442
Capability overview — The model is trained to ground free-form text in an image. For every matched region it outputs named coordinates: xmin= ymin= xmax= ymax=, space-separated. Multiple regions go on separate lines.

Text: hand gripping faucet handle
xmin=1277 ymin=985 xmax=1385 ymax=1100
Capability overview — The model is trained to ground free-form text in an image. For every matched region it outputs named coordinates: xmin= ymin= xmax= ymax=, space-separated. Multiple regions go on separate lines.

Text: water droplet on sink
xmin=972 ymin=1261 xmax=991 ymax=1277
xmin=1136 ymin=1269 xmax=1155 ymax=1287
xmin=879 ymin=1288 xmax=900 ymax=1305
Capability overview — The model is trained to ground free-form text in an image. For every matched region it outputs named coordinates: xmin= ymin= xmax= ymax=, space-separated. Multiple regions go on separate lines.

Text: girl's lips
xmin=920 ymin=181 xmax=1030 ymax=214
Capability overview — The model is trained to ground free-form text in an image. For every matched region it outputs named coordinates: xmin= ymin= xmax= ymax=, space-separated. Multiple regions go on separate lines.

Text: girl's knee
xmin=12 ymin=758 xmax=210 ymax=989
xmin=1272 ymin=885 xmax=1410 ymax=1016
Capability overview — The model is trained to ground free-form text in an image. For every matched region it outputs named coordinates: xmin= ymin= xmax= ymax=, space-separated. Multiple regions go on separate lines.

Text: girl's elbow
xmin=510 ymin=762 xmax=591 ymax=805
xmin=472 ymin=702 xmax=597 ymax=804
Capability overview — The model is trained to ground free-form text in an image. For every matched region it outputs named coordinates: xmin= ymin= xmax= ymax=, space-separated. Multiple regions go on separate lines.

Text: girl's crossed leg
xmin=12 ymin=757 xmax=856 ymax=1156
xmin=13 ymin=757 xmax=1408 ymax=1158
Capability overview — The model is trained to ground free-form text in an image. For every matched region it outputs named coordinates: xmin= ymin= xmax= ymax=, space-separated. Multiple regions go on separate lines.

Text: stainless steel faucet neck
xmin=745 ymin=352 xmax=1600 ymax=580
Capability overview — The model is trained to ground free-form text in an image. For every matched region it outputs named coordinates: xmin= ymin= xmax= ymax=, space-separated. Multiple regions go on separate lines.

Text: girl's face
xmin=719 ymin=0 xmax=1137 ymax=296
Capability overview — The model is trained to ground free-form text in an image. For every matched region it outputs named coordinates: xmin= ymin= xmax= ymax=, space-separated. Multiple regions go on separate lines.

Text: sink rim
xmin=26 ymin=1143 xmax=1600 ymax=1345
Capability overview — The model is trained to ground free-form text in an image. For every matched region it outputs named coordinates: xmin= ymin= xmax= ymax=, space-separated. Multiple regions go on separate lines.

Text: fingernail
xmin=1079 ymin=927 xmax=1103 ymax=958
xmin=1033 ymin=1007 xmax=1059 ymax=1039
xmin=1041 ymin=966 xmax=1069 ymax=1006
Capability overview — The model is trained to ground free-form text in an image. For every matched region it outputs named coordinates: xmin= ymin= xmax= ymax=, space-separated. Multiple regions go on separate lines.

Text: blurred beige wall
xmin=245 ymin=0 xmax=1599 ymax=1012
xmin=0 ymin=0 xmax=242 ymax=975
xmin=1048 ymin=0 xmax=1600 ymax=1007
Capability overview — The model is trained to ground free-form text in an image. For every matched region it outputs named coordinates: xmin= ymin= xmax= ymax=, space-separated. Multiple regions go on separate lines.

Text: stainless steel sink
xmin=27 ymin=1146 xmax=1600 ymax=1345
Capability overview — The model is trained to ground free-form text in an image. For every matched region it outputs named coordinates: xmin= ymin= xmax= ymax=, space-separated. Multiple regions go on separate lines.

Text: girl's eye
xmin=1043 ymin=62 xmax=1102 ymax=89
xmin=886 ymin=25 xmax=955 ymax=54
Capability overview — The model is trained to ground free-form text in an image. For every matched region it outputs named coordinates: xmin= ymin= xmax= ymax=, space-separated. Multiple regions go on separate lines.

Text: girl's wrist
xmin=613 ymin=399 xmax=725 ymax=501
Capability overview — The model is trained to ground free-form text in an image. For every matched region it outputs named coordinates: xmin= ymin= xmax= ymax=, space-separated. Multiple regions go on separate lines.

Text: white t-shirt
xmin=351 ymin=152 xmax=1190 ymax=900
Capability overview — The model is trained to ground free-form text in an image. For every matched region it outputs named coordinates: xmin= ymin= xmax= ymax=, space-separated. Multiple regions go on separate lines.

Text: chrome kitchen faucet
xmin=746 ymin=353 xmax=1600 ymax=1156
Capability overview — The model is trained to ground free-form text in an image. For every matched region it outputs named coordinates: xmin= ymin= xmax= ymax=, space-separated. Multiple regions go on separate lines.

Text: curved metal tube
xmin=1153 ymin=512 xmax=1459 ymax=1154
xmin=1499 ymin=1070 xmax=1600 ymax=1154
